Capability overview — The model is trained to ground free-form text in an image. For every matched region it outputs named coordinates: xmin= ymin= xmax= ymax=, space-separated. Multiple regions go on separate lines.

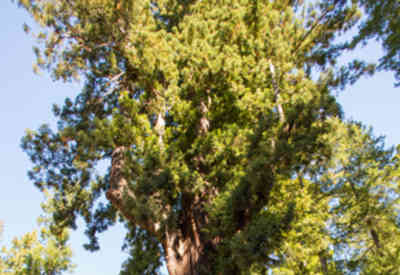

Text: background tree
xmin=269 ymin=121 xmax=400 ymax=274
xmin=0 ymin=207 xmax=74 ymax=275
xmin=15 ymin=0 xmax=400 ymax=274
xmin=323 ymin=0 xmax=400 ymax=87
xmin=351 ymin=0 xmax=400 ymax=85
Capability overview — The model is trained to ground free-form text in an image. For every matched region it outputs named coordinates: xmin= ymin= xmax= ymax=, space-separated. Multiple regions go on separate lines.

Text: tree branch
xmin=106 ymin=146 xmax=159 ymax=235
xmin=269 ymin=61 xmax=285 ymax=123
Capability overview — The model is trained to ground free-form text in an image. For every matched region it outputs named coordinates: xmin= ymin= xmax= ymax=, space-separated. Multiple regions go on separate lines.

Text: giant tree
xmin=16 ymin=0 xmax=400 ymax=274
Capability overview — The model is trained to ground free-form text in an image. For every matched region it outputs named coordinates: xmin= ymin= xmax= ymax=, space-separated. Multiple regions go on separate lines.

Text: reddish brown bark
xmin=161 ymin=97 xmax=218 ymax=274
xmin=164 ymin=231 xmax=203 ymax=275
xmin=106 ymin=146 xmax=135 ymax=220
xmin=107 ymin=147 xmax=217 ymax=275
xmin=163 ymin=212 xmax=219 ymax=275
xmin=106 ymin=146 xmax=156 ymax=234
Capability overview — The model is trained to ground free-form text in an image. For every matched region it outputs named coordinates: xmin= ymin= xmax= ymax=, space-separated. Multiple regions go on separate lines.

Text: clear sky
xmin=1 ymin=1 xmax=126 ymax=274
xmin=0 ymin=1 xmax=399 ymax=275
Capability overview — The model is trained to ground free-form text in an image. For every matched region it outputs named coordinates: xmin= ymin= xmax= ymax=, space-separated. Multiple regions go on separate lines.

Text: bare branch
xmin=269 ymin=61 xmax=285 ymax=123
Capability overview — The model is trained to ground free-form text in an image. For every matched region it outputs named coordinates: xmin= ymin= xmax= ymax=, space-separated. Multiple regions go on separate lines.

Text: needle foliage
xmin=15 ymin=0 xmax=400 ymax=274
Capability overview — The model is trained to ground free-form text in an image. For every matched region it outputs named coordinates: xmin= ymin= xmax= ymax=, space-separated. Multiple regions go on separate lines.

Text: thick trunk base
xmin=164 ymin=232 xmax=214 ymax=275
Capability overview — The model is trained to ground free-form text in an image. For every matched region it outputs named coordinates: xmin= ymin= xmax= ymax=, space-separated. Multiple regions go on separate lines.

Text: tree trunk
xmin=163 ymin=211 xmax=217 ymax=275
xmin=164 ymin=234 xmax=223 ymax=275
xmin=164 ymin=233 xmax=204 ymax=275
xmin=163 ymin=228 xmax=202 ymax=275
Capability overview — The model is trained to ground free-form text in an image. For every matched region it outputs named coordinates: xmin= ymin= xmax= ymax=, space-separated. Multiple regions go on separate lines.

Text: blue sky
xmin=1 ymin=1 xmax=126 ymax=274
xmin=0 ymin=1 xmax=399 ymax=275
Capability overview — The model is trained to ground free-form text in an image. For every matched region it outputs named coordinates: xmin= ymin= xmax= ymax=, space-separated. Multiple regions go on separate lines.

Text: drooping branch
xmin=366 ymin=218 xmax=382 ymax=253
xmin=106 ymin=146 xmax=159 ymax=235
xmin=106 ymin=147 xmax=135 ymax=220
xmin=292 ymin=5 xmax=332 ymax=55
xmin=350 ymin=181 xmax=384 ymax=255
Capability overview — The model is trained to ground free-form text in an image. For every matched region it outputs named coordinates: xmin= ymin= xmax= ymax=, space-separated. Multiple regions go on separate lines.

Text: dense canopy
xmin=13 ymin=0 xmax=400 ymax=274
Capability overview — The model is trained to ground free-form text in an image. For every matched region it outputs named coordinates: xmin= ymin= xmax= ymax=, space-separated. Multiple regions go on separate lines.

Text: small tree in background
xmin=0 ymin=209 xmax=74 ymax=275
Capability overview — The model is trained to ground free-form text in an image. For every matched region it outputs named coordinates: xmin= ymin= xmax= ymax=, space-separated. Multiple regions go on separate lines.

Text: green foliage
xmin=270 ymin=121 xmax=400 ymax=274
xmin=0 ymin=217 xmax=74 ymax=275
xmin=325 ymin=0 xmax=400 ymax=87
xmin=119 ymin=227 xmax=163 ymax=275
xmin=352 ymin=0 xmax=400 ymax=85
xmin=14 ymin=0 xmax=400 ymax=274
